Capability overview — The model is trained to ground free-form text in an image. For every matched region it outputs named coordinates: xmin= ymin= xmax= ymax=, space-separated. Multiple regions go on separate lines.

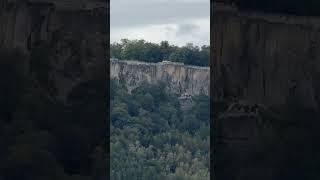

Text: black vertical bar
xmin=106 ymin=0 xmax=110 ymax=179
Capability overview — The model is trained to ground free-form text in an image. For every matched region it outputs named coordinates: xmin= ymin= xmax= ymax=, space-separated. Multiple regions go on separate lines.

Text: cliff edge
xmin=111 ymin=59 xmax=210 ymax=96
xmin=213 ymin=3 xmax=320 ymax=110
xmin=0 ymin=0 xmax=107 ymax=101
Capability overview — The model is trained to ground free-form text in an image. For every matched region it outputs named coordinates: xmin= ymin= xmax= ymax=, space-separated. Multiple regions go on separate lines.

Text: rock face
xmin=212 ymin=3 xmax=320 ymax=111
xmin=110 ymin=59 xmax=210 ymax=96
xmin=213 ymin=3 xmax=320 ymax=180
xmin=0 ymin=0 xmax=107 ymax=101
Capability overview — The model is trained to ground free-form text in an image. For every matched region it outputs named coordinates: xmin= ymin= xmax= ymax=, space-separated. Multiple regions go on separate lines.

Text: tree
xmin=110 ymin=39 xmax=209 ymax=66
xmin=110 ymin=80 xmax=210 ymax=179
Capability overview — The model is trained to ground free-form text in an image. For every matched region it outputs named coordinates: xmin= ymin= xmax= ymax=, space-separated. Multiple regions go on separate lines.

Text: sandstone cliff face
xmin=111 ymin=60 xmax=210 ymax=96
xmin=213 ymin=4 xmax=320 ymax=110
xmin=0 ymin=0 xmax=107 ymax=101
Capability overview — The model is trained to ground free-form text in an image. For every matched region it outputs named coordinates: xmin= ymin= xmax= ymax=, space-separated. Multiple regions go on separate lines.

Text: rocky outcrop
xmin=111 ymin=60 xmax=210 ymax=96
xmin=213 ymin=3 xmax=320 ymax=111
xmin=0 ymin=0 xmax=107 ymax=101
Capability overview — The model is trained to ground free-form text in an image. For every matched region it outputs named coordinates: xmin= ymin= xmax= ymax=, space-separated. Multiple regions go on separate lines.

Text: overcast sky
xmin=111 ymin=0 xmax=210 ymax=47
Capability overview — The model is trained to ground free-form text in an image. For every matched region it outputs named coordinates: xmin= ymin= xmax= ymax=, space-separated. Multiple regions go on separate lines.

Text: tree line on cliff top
xmin=110 ymin=39 xmax=210 ymax=67
xmin=215 ymin=0 xmax=320 ymax=16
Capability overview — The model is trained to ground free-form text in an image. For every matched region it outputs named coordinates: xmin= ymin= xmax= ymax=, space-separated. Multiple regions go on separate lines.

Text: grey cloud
xmin=111 ymin=0 xmax=209 ymax=28
xmin=176 ymin=24 xmax=199 ymax=36
xmin=110 ymin=0 xmax=209 ymax=46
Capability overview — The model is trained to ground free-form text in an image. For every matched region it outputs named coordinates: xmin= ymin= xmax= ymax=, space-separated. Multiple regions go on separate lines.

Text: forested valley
xmin=0 ymin=46 xmax=107 ymax=179
xmin=110 ymin=79 xmax=210 ymax=180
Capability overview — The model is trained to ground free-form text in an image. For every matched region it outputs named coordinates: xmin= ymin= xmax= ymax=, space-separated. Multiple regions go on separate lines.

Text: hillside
xmin=110 ymin=79 xmax=210 ymax=180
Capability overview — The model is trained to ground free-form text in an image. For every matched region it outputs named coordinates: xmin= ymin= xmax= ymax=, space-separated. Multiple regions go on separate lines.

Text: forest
xmin=0 ymin=47 xmax=107 ymax=180
xmin=110 ymin=79 xmax=210 ymax=180
xmin=110 ymin=39 xmax=210 ymax=66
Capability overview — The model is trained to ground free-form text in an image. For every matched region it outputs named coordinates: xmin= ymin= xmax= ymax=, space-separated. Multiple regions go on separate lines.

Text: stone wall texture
xmin=213 ymin=4 xmax=320 ymax=180
xmin=111 ymin=60 xmax=210 ymax=96
xmin=213 ymin=3 xmax=320 ymax=111
xmin=0 ymin=0 xmax=107 ymax=101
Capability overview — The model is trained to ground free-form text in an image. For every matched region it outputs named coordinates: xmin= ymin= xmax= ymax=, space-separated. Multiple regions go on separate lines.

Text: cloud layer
xmin=110 ymin=0 xmax=210 ymax=46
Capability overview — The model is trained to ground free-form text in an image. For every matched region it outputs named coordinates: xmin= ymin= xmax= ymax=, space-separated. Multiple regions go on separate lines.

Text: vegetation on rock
xmin=0 ymin=48 xmax=107 ymax=180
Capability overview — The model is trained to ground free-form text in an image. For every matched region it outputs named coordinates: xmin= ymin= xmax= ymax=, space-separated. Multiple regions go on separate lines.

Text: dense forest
xmin=110 ymin=39 xmax=210 ymax=66
xmin=110 ymin=79 xmax=210 ymax=179
xmin=0 ymin=48 xmax=107 ymax=180
xmin=215 ymin=0 xmax=320 ymax=16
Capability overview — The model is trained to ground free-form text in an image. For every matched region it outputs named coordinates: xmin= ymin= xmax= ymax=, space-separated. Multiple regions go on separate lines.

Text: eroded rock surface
xmin=213 ymin=3 xmax=320 ymax=111
xmin=111 ymin=59 xmax=210 ymax=96
xmin=212 ymin=3 xmax=320 ymax=180
xmin=0 ymin=0 xmax=107 ymax=101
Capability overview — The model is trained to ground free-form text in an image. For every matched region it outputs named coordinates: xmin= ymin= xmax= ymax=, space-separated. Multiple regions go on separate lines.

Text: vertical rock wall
xmin=0 ymin=0 xmax=107 ymax=101
xmin=110 ymin=60 xmax=210 ymax=96
xmin=213 ymin=4 xmax=320 ymax=180
xmin=213 ymin=4 xmax=320 ymax=110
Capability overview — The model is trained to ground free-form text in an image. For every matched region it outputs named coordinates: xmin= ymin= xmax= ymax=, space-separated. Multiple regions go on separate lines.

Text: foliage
xmin=110 ymin=79 xmax=210 ymax=179
xmin=0 ymin=48 xmax=107 ymax=179
xmin=110 ymin=39 xmax=210 ymax=66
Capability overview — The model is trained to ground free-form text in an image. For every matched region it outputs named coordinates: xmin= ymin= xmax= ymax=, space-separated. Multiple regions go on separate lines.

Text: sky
xmin=110 ymin=0 xmax=210 ymax=47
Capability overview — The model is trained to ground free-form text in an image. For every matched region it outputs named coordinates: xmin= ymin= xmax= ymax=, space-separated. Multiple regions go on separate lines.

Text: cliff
xmin=213 ymin=3 xmax=320 ymax=110
xmin=213 ymin=4 xmax=320 ymax=180
xmin=0 ymin=0 xmax=108 ymax=178
xmin=0 ymin=0 xmax=107 ymax=101
xmin=111 ymin=60 xmax=210 ymax=96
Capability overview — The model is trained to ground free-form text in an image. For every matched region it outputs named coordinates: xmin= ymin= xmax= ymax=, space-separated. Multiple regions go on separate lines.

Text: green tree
xmin=110 ymin=39 xmax=209 ymax=66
